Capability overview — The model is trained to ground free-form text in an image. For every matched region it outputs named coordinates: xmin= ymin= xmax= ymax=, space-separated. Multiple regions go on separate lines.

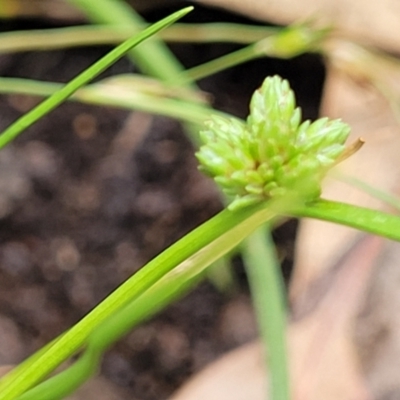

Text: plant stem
xmin=182 ymin=44 xmax=260 ymax=83
xmin=0 ymin=77 xmax=222 ymax=126
xmin=0 ymin=201 xmax=277 ymax=400
xmin=17 ymin=254 xmax=206 ymax=399
xmin=67 ymin=0 xmax=190 ymax=85
xmin=67 ymin=0 xmax=203 ymax=142
xmin=179 ymin=24 xmax=328 ymax=84
xmin=293 ymin=199 xmax=400 ymax=240
xmin=0 ymin=24 xmax=277 ymax=54
xmin=243 ymin=225 xmax=290 ymax=400
xmin=0 ymin=8 xmax=193 ymax=149
xmin=3 ymin=196 xmax=400 ymax=398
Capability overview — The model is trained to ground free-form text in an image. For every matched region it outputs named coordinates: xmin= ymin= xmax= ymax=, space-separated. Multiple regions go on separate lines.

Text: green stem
xmin=0 ymin=24 xmax=277 ymax=54
xmin=179 ymin=24 xmax=328 ymax=84
xmin=67 ymin=0 xmax=202 ymax=141
xmin=0 ymin=8 xmax=193 ymax=149
xmin=0 ymin=201 xmax=276 ymax=400
xmin=0 ymin=77 xmax=222 ymax=126
xmin=292 ymin=199 xmax=400 ymax=240
xmin=243 ymin=225 xmax=289 ymax=400
xmin=2 ymin=196 xmax=400 ymax=398
xmin=67 ymin=0 xmax=189 ymax=85
xmin=182 ymin=44 xmax=260 ymax=83
xmin=17 ymin=255 xmax=206 ymax=399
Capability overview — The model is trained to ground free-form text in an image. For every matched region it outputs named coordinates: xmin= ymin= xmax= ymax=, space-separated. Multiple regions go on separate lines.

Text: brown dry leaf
xmin=292 ymin=39 xmax=400 ymax=398
xmin=168 ymin=341 xmax=266 ymax=400
xmin=196 ymin=0 xmax=400 ymax=53
xmin=290 ymin=235 xmax=380 ymax=400
xmin=355 ymin=241 xmax=400 ymax=398
xmin=170 ymin=235 xmax=381 ymax=400
xmin=291 ymin=46 xmax=400 ymax=298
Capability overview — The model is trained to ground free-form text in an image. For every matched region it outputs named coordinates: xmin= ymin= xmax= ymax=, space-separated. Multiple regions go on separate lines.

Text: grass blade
xmin=0 ymin=200 xmax=276 ymax=400
xmin=0 ymin=24 xmax=277 ymax=55
xmin=292 ymin=199 xmax=400 ymax=240
xmin=0 ymin=7 xmax=193 ymax=150
xmin=67 ymin=0 xmax=189 ymax=84
xmin=0 ymin=76 xmax=218 ymax=126
xmin=243 ymin=225 xmax=289 ymax=400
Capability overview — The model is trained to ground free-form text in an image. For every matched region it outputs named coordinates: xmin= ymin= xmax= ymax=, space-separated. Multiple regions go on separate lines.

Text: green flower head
xmin=196 ymin=76 xmax=351 ymax=211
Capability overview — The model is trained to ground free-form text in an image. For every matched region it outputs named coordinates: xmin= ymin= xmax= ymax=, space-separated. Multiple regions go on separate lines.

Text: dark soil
xmin=0 ymin=3 xmax=325 ymax=399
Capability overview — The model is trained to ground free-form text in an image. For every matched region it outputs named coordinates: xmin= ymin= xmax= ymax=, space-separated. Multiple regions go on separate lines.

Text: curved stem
xmin=0 ymin=201 xmax=276 ymax=400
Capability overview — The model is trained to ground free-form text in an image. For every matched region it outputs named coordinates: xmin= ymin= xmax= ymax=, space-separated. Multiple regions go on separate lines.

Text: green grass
xmin=0 ymin=3 xmax=399 ymax=400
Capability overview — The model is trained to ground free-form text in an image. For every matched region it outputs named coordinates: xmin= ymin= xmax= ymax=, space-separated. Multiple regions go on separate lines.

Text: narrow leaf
xmin=0 ymin=7 xmax=193 ymax=149
xmin=292 ymin=199 xmax=400 ymax=241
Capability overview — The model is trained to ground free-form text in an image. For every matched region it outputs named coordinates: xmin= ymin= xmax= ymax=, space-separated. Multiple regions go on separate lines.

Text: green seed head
xmin=196 ymin=76 xmax=351 ymax=211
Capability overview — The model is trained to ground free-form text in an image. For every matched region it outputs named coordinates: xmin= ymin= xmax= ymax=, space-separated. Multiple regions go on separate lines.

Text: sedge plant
xmin=0 ymin=6 xmax=400 ymax=400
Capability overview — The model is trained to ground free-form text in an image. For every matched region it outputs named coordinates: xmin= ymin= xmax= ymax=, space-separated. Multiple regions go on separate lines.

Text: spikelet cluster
xmin=196 ymin=76 xmax=350 ymax=210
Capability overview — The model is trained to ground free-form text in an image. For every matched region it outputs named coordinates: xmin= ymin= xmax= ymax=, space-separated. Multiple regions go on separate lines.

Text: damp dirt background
xmin=0 ymin=3 xmax=325 ymax=399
